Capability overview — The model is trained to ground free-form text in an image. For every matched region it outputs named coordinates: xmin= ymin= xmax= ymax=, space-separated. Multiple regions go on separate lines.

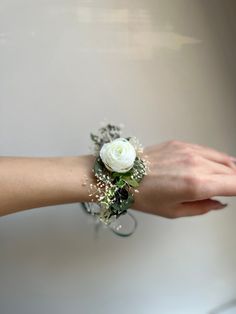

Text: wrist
xmin=77 ymin=154 xmax=98 ymax=203
xmin=60 ymin=154 xmax=97 ymax=204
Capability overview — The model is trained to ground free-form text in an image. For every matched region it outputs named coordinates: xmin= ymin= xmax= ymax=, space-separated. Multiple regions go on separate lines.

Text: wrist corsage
xmin=84 ymin=123 xmax=150 ymax=227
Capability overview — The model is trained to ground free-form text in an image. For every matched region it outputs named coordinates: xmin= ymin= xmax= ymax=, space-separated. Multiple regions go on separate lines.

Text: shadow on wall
xmin=209 ymin=298 xmax=236 ymax=314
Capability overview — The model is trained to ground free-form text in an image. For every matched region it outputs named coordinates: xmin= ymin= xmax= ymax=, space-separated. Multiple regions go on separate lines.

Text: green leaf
xmin=111 ymin=169 xmax=133 ymax=178
xmin=116 ymin=179 xmax=126 ymax=188
xmin=111 ymin=172 xmax=121 ymax=178
xmin=111 ymin=192 xmax=134 ymax=213
xmin=93 ymin=157 xmax=105 ymax=176
xmin=120 ymin=194 xmax=135 ymax=211
xmin=123 ymin=177 xmax=139 ymax=187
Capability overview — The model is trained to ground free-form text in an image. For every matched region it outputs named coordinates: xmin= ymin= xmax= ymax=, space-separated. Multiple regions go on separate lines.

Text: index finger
xmin=191 ymin=143 xmax=236 ymax=169
xmin=205 ymin=174 xmax=236 ymax=197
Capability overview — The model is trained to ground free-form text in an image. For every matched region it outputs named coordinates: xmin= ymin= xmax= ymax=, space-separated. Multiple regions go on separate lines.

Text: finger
xmin=204 ymin=174 xmax=236 ymax=197
xmin=175 ymin=198 xmax=228 ymax=217
xmin=201 ymin=158 xmax=236 ymax=175
xmin=191 ymin=144 xmax=236 ymax=169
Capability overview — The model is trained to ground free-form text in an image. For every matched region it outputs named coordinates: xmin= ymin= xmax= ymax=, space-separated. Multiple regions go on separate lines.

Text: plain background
xmin=0 ymin=0 xmax=236 ymax=313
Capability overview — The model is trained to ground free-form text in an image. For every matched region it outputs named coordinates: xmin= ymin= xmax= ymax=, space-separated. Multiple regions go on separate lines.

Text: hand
xmin=132 ymin=140 xmax=236 ymax=218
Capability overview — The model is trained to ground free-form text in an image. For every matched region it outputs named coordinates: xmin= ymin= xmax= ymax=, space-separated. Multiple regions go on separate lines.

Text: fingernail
xmin=214 ymin=203 xmax=228 ymax=210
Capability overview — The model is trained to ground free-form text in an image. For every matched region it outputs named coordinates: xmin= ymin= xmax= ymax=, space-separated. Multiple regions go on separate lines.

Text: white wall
xmin=0 ymin=1 xmax=236 ymax=313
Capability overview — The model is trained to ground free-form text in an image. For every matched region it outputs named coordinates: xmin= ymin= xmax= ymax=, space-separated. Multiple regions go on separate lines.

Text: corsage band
xmin=86 ymin=123 xmax=149 ymax=225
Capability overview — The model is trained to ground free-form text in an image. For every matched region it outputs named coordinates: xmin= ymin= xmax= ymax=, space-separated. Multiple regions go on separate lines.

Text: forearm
xmin=0 ymin=155 xmax=96 ymax=217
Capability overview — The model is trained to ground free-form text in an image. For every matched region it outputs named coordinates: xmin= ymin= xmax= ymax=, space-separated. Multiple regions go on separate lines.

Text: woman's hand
xmin=132 ymin=140 xmax=236 ymax=218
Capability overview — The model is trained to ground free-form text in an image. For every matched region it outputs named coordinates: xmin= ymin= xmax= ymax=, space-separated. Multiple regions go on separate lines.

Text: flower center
xmin=117 ymin=147 xmax=123 ymax=154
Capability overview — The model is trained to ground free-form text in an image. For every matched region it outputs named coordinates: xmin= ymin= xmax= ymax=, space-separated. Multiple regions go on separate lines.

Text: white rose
xmin=100 ymin=138 xmax=136 ymax=173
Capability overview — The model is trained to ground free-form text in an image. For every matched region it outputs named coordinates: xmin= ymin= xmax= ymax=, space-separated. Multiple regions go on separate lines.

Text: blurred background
xmin=0 ymin=0 xmax=236 ymax=313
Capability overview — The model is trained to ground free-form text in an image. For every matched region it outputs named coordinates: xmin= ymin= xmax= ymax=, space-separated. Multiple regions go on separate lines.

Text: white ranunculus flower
xmin=100 ymin=138 xmax=136 ymax=173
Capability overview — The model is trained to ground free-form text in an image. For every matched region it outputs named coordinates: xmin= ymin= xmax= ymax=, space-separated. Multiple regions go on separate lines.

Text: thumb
xmin=176 ymin=199 xmax=228 ymax=217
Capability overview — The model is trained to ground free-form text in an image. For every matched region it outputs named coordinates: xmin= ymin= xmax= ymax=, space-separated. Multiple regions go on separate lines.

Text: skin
xmin=133 ymin=140 xmax=236 ymax=218
xmin=0 ymin=140 xmax=236 ymax=218
xmin=0 ymin=155 xmax=96 ymax=217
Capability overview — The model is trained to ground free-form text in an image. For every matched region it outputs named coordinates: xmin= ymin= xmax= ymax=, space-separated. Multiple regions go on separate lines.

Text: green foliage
xmin=111 ymin=169 xmax=139 ymax=187
xmin=116 ymin=178 xmax=126 ymax=188
xmin=122 ymin=176 xmax=139 ymax=187
xmin=110 ymin=192 xmax=134 ymax=217
xmin=92 ymin=155 xmax=141 ymax=222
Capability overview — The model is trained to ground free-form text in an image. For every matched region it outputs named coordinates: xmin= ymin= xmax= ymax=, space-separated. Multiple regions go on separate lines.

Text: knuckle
xmin=225 ymin=156 xmax=235 ymax=167
xmin=181 ymin=146 xmax=194 ymax=154
xmin=167 ymin=140 xmax=183 ymax=147
xmin=182 ymin=153 xmax=200 ymax=166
